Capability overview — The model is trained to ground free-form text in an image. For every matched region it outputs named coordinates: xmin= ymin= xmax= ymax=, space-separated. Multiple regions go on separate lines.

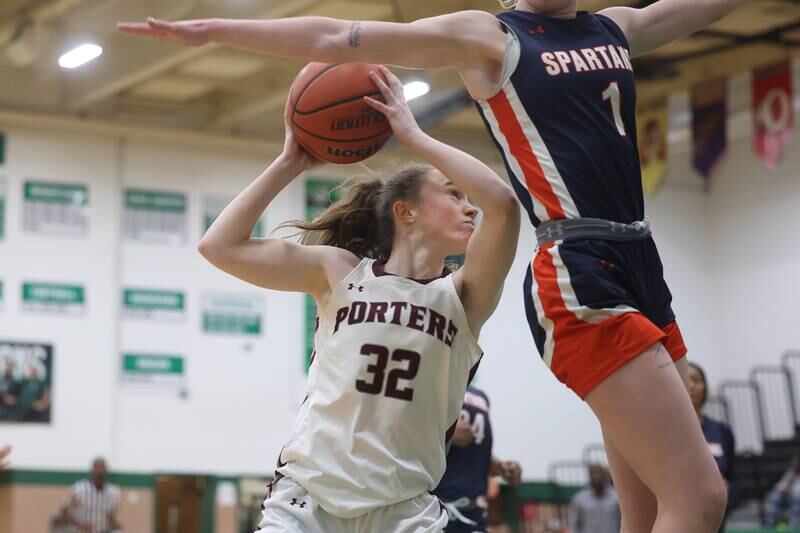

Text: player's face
xmin=415 ymin=170 xmax=478 ymax=256
xmin=687 ymin=365 xmax=706 ymax=410
xmin=92 ymin=459 xmax=108 ymax=485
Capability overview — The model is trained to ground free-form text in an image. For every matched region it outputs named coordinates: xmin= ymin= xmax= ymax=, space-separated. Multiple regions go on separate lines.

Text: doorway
xmin=155 ymin=475 xmax=206 ymax=533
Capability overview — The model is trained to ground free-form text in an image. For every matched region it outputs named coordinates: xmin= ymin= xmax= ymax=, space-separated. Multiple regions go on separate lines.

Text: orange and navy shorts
xmin=523 ymin=236 xmax=687 ymax=399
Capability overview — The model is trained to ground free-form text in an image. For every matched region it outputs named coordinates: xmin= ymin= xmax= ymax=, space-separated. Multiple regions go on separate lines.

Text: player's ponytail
xmin=282 ymin=164 xmax=431 ymax=261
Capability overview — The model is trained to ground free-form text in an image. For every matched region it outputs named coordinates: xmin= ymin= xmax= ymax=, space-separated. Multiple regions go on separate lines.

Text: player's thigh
xmin=585 ymin=342 xmax=724 ymax=507
xmin=603 ymin=431 xmax=656 ymax=533
xmin=674 ymin=354 xmax=689 ymax=390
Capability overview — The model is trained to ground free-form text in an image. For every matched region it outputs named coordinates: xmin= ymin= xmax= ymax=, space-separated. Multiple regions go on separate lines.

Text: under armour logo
xmin=599 ymin=259 xmax=616 ymax=272
xmin=348 ymin=284 xmax=364 ymax=292
xmin=290 ymin=498 xmax=307 ymax=508
xmin=544 ymin=222 xmax=564 ymax=239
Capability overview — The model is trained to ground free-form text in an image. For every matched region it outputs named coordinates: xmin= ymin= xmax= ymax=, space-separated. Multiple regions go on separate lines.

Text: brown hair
xmin=282 ymin=164 xmax=431 ymax=261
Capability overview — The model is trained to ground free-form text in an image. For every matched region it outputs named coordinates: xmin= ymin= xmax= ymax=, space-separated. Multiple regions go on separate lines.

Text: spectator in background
xmin=688 ymin=362 xmax=735 ymax=532
xmin=0 ymin=359 xmax=20 ymax=420
xmin=61 ymin=458 xmax=122 ymax=533
xmin=569 ymin=465 xmax=620 ymax=533
xmin=0 ymin=444 xmax=10 ymax=469
xmin=765 ymin=455 xmax=800 ymax=528
xmin=17 ymin=362 xmax=50 ymax=422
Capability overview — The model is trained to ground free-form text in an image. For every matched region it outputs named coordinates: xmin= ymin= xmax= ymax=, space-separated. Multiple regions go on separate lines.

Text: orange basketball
xmin=289 ymin=63 xmax=392 ymax=164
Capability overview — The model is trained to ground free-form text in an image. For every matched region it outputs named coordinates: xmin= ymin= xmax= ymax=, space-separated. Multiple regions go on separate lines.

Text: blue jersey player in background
xmin=435 ymin=387 xmax=521 ymax=532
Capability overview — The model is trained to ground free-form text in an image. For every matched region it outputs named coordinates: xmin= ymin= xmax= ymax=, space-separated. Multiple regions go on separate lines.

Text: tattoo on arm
xmin=348 ymin=22 xmax=363 ymax=48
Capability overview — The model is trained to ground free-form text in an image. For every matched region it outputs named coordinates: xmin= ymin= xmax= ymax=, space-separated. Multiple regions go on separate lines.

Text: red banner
xmin=753 ymin=60 xmax=793 ymax=171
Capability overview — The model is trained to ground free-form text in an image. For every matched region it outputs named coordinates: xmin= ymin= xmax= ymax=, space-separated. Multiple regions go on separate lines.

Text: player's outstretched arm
xmin=197 ymin=103 xmax=356 ymax=300
xmin=364 ymin=66 xmax=519 ymax=335
xmin=600 ymin=0 xmax=746 ymax=58
xmin=118 ymin=11 xmax=506 ymax=70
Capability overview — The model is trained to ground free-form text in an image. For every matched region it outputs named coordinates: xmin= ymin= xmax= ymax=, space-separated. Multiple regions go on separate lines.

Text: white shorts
xmin=257 ymin=475 xmax=448 ymax=533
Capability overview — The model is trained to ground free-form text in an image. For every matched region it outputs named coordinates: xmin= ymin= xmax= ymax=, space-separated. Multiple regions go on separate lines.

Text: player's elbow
xmin=488 ymin=185 xmax=520 ymax=220
xmin=197 ymin=238 xmax=226 ymax=265
xmin=500 ymin=186 xmax=519 ymax=213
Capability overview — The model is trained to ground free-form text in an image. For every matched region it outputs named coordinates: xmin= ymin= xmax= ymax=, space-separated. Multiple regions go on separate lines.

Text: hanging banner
xmin=753 ymin=60 xmax=793 ymax=171
xmin=0 ymin=176 xmax=6 ymax=240
xmin=637 ymin=103 xmax=669 ymax=196
xmin=202 ymin=195 xmax=267 ymax=238
xmin=692 ymin=77 xmax=728 ymax=185
xmin=23 ymin=180 xmax=89 ymax=236
xmin=202 ymin=292 xmax=263 ymax=335
xmin=0 ymin=341 xmax=53 ymax=423
xmin=123 ymin=188 xmax=187 ymax=245
xmin=122 ymin=288 xmax=185 ymax=322
xmin=120 ymin=353 xmax=185 ymax=391
xmin=21 ymin=282 xmax=85 ymax=316
xmin=304 ymin=178 xmax=342 ymax=373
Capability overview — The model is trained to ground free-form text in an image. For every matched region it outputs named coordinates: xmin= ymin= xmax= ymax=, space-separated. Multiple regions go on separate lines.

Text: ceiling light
xmin=58 ymin=43 xmax=102 ymax=69
xmin=404 ymin=81 xmax=431 ymax=102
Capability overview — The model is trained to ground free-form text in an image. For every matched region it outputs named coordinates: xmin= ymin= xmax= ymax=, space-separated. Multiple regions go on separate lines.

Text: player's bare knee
xmin=690 ymin=473 xmax=727 ymax=527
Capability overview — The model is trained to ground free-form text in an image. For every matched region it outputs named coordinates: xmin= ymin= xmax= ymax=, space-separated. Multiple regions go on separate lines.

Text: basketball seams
xmin=289 ymin=63 xmax=339 ymax=147
xmin=290 ymin=63 xmax=339 ymax=110
xmin=293 ymin=121 xmax=392 ymax=143
xmin=294 ymin=91 xmax=385 ymax=116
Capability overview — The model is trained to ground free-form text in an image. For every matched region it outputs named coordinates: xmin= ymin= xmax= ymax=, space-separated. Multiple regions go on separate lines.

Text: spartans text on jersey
xmin=541 ymin=45 xmax=633 ymax=75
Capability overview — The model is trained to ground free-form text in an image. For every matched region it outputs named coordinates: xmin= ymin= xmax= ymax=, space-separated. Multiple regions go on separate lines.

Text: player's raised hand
xmin=117 ymin=17 xmax=211 ymax=47
xmin=451 ymin=417 xmax=475 ymax=447
xmin=499 ymin=460 xmax=522 ymax=486
xmin=280 ymin=98 xmax=321 ymax=172
xmin=363 ymin=66 xmax=422 ymax=147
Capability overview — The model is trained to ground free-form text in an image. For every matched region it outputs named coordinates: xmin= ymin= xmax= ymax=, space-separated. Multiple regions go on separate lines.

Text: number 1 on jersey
xmin=602 ymin=82 xmax=627 ymax=136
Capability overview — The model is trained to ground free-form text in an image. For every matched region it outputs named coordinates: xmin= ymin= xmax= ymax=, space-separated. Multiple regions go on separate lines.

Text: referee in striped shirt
xmin=61 ymin=458 xmax=122 ymax=533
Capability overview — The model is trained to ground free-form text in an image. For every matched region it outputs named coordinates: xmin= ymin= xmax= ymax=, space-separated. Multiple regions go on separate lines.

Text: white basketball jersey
xmin=277 ymin=258 xmax=483 ymax=519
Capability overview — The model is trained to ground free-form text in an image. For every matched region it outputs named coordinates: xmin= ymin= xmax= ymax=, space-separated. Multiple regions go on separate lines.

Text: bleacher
xmin=497 ymin=350 xmax=800 ymax=532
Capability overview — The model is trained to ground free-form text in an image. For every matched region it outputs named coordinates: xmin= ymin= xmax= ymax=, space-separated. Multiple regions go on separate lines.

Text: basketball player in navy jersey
xmin=120 ymin=1 xmax=747 ymax=530
xmin=435 ymin=387 xmax=521 ymax=532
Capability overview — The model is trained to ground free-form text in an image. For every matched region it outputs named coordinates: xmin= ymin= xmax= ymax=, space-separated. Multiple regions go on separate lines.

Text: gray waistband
xmin=536 ymin=218 xmax=651 ymax=246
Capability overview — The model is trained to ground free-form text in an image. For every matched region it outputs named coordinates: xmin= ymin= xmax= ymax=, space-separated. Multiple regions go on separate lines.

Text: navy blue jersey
xmin=702 ymin=416 xmax=735 ymax=481
xmin=435 ymin=387 xmax=493 ymax=501
xmin=477 ymin=10 xmax=641 ymax=227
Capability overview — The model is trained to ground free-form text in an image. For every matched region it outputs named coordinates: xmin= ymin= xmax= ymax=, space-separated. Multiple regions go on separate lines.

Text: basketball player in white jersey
xmin=197 ymin=67 xmax=519 ymax=532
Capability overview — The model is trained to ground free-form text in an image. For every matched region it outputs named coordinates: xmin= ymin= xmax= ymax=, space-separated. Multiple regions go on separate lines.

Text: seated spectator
xmin=0 ymin=444 xmax=10 ymax=469
xmin=17 ymin=362 xmax=50 ymax=422
xmin=61 ymin=458 xmax=123 ymax=533
xmin=569 ymin=465 xmax=620 ymax=533
xmin=765 ymin=455 xmax=800 ymax=528
xmin=0 ymin=359 xmax=20 ymax=420
xmin=688 ymin=362 xmax=735 ymax=532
